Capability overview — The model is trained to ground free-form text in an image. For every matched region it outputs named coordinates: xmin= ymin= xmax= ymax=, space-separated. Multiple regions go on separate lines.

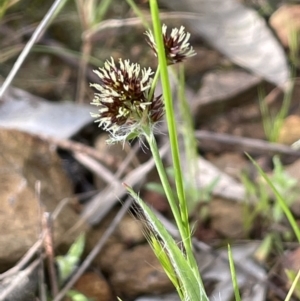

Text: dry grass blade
xmin=0 ymin=0 xmax=68 ymax=99
xmin=84 ymin=12 xmax=202 ymax=41
xmin=195 ymin=130 xmax=300 ymax=157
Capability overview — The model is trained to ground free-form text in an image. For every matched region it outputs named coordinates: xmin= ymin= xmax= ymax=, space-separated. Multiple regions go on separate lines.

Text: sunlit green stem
xmin=143 ymin=128 xmax=185 ymax=240
xmin=149 ymin=68 xmax=160 ymax=101
xmin=149 ymin=0 xmax=193 ymax=266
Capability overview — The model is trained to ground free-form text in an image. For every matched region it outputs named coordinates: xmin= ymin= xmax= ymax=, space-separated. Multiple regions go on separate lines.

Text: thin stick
xmin=33 ymin=133 xmax=121 ymax=168
xmin=84 ymin=12 xmax=203 ymax=41
xmin=0 ymin=0 xmax=68 ymax=99
xmin=42 ymin=212 xmax=59 ymax=297
xmin=36 ymin=181 xmax=47 ymax=301
xmin=195 ymin=130 xmax=300 ymax=157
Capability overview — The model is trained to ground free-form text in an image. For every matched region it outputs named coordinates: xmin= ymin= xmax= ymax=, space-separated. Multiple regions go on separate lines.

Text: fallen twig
xmin=195 ymin=130 xmax=300 ymax=157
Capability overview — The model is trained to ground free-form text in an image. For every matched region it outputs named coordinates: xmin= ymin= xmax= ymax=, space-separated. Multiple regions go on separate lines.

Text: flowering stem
xmin=149 ymin=68 xmax=160 ymax=101
xmin=143 ymin=129 xmax=185 ymax=242
xmin=149 ymin=0 xmax=193 ymax=266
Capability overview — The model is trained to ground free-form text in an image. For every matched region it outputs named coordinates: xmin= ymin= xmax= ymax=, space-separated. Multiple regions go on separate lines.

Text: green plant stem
xmin=149 ymin=68 xmax=160 ymax=101
xmin=143 ymin=129 xmax=184 ymax=241
xmin=149 ymin=0 xmax=193 ymax=265
xmin=144 ymin=129 xmax=203 ymax=284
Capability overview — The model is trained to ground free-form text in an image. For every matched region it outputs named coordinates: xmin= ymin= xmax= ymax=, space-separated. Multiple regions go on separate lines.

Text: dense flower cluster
xmin=145 ymin=24 xmax=196 ymax=65
xmin=90 ymin=58 xmax=164 ymax=142
xmin=91 ymin=25 xmax=196 ymax=143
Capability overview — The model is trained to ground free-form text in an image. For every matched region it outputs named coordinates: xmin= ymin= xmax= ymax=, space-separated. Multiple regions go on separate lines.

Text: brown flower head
xmin=145 ymin=24 xmax=196 ymax=65
xmin=90 ymin=58 xmax=164 ymax=142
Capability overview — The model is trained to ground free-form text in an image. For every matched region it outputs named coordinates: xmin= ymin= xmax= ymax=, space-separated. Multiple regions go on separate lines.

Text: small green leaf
xmin=56 ymin=233 xmax=85 ymax=284
xmin=67 ymin=290 xmax=90 ymax=301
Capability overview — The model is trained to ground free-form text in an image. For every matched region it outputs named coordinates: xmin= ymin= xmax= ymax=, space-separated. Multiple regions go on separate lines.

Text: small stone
xmin=109 ymin=245 xmax=173 ymax=299
xmin=207 ymin=152 xmax=248 ymax=180
xmin=270 ymin=5 xmax=300 ymax=48
xmin=209 ymin=197 xmax=246 ymax=239
xmin=278 ymin=115 xmax=300 ymax=145
xmin=85 ymin=211 xmax=144 ymax=271
xmin=0 ymin=129 xmax=82 ymax=270
xmin=74 ymin=272 xmax=113 ymax=301
xmin=117 ymin=215 xmax=145 ymax=245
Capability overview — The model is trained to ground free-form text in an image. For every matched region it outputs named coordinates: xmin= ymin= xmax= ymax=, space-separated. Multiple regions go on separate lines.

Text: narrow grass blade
xmin=149 ymin=235 xmax=183 ymax=299
xmin=228 ymin=244 xmax=241 ymax=301
xmin=149 ymin=0 xmax=193 ymax=272
xmin=125 ymin=184 xmax=209 ymax=301
xmin=285 ymin=269 xmax=300 ymax=301
xmin=247 ymin=154 xmax=300 ymax=242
